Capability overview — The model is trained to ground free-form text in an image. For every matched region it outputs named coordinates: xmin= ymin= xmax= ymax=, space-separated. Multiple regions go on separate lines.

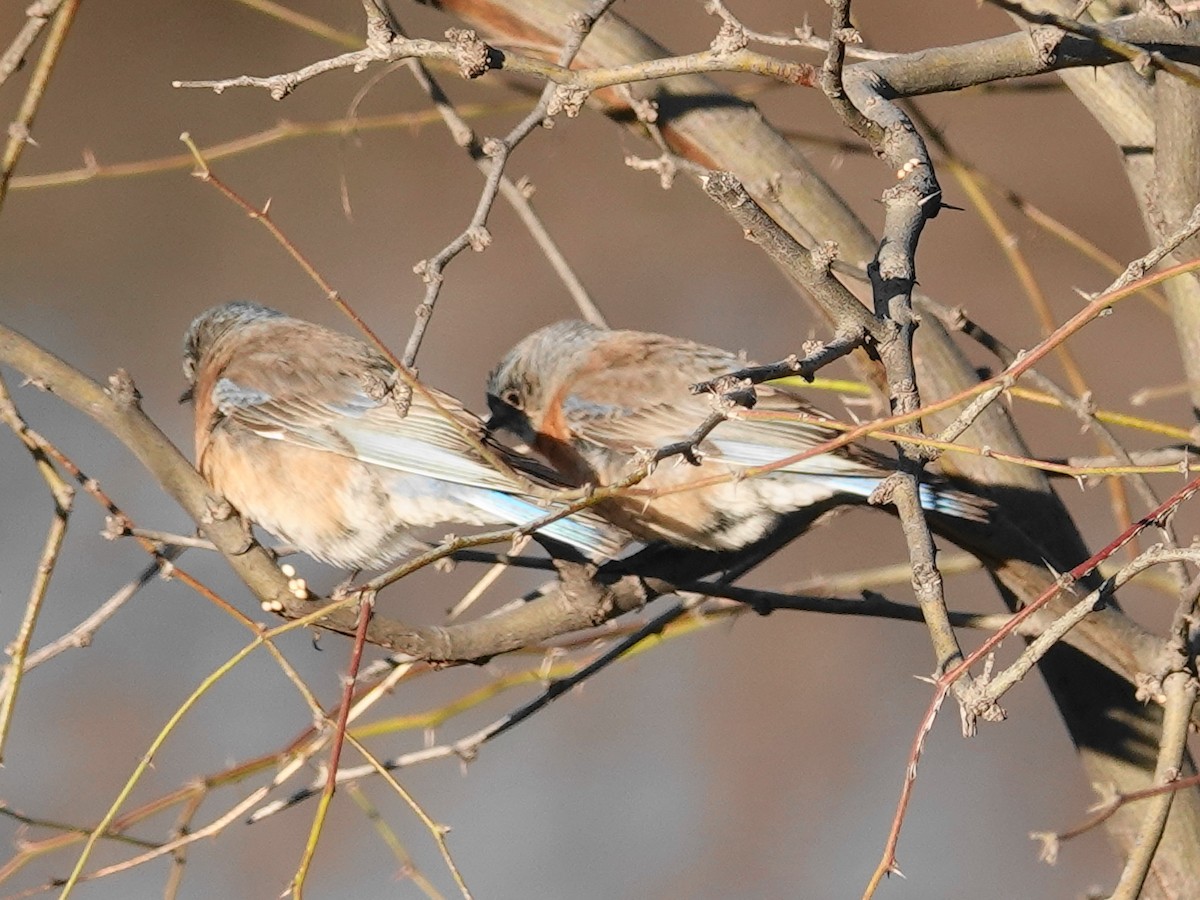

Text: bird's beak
xmin=179 ymin=386 xmax=195 ymax=404
xmin=485 ymin=394 xmax=534 ymax=452
xmin=484 ymin=393 xmax=514 ymax=431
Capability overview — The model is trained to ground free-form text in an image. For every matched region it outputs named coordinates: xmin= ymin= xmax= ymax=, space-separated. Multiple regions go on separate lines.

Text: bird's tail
xmin=794 ymin=474 xmax=992 ymax=522
xmin=467 ymin=491 xmax=629 ymax=559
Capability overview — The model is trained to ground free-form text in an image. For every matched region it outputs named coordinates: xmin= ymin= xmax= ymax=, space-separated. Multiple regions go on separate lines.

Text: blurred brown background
xmin=1 ymin=1 xmax=1192 ymax=897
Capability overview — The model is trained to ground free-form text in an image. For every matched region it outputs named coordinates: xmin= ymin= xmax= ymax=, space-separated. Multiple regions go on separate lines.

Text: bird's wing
xmin=210 ymin=330 xmax=525 ymax=493
xmin=557 ymin=334 xmax=891 ymax=478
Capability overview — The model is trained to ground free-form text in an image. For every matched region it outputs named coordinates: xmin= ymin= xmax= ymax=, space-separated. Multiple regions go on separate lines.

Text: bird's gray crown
xmin=487 ymin=320 xmax=604 ymax=401
xmin=182 ymin=301 xmax=285 ymax=383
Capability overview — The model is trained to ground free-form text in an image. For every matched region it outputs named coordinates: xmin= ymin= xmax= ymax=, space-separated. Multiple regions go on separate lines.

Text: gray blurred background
xmin=1 ymin=1 xmax=1192 ymax=897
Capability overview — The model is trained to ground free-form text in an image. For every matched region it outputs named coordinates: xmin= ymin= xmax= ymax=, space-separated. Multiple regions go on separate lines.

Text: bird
xmin=182 ymin=302 xmax=625 ymax=570
xmin=486 ymin=319 xmax=988 ymax=551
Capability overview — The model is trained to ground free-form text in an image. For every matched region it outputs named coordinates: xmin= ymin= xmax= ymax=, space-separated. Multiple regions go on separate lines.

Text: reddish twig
xmin=289 ymin=588 xmax=376 ymax=895
xmin=862 ymin=474 xmax=1200 ymax=898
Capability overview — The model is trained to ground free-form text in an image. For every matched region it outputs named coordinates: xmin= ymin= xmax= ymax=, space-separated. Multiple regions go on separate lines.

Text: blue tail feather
xmin=794 ymin=474 xmax=988 ymax=521
xmin=469 ymin=491 xmax=625 ymax=558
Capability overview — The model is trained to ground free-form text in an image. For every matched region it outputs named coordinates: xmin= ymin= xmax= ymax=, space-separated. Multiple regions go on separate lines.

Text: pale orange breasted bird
xmin=486 ymin=320 xmax=986 ymax=551
xmin=183 ymin=303 xmax=625 ymax=569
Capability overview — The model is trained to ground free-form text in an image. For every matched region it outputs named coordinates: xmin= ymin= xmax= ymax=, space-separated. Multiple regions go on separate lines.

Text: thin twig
xmin=10 ymin=106 xmax=519 ymax=191
xmin=290 ymin=589 xmax=376 ymax=896
xmin=969 ymin=547 xmax=1200 ymax=706
xmin=342 ymin=783 xmax=445 ymax=900
xmin=397 ymin=0 xmax=620 ymax=366
xmin=162 ymin=792 xmax=204 ymax=900
xmin=704 ymin=0 xmax=893 ymax=58
xmin=0 ymin=0 xmax=79 ymax=212
xmin=54 ymin=599 xmax=362 ymax=897
xmin=691 ymin=329 xmax=867 ymax=393
xmin=172 ymin=34 xmax=814 ymax=99
xmin=0 ymin=374 xmax=74 ymax=761
xmin=934 ymin=202 xmax=1200 ymax=449
xmin=923 ymin=297 xmax=1179 ymax=560
xmin=394 ymin=37 xmax=607 ymax=327
xmin=0 ymin=0 xmax=65 ymax=89
xmin=1109 ymin=671 xmax=1198 ymax=899
xmin=250 ymin=596 xmax=705 ymax=821
xmin=16 ymin=552 xmax=173 ymax=670
xmin=819 ymin=0 xmax=880 ymax=143
xmin=343 ymin=732 xmax=473 ymax=899
xmin=862 ymin=476 xmax=1200 ymax=898
xmin=1033 ymin=772 xmax=1200 ymax=861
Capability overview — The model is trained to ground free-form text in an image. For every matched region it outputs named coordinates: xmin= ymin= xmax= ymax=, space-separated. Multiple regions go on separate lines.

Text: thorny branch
xmin=393 ymin=51 xmax=608 ymax=327
xmin=0 ymin=374 xmax=74 ymax=762
xmin=391 ymin=0 xmax=618 ymax=367
xmin=903 ymin=93 xmax=1146 ymax=559
xmin=925 ymin=299 xmax=1183 ymax=560
xmin=863 ymin=476 xmax=1200 ymax=898
xmin=171 ymin=25 xmax=814 ymax=101
xmin=819 ymin=0 xmax=879 ymax=144
xmin=0 ymin=0 xmax=66 ymax=90
xmin=933 ymin=201 xmax=1200 ymax=452
xmin=1034 ymin=773 xmax=1200 ymax=864
xmin=11 ymin=1 xmax=1200 ymax=897
xmin=700 ymin=170 xmax=972 ymax=694
xmin=0 ymin=0 xmax=79 ymax=213
xmin=704 ymin=0 xmax=894 ymax=59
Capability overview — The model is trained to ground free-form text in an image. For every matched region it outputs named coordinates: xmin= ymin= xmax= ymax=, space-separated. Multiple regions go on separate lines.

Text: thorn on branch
xmin=6 ymin=121 xmax=35 ymax=147
xmin=1151 ymin=506 xmax=1178 ymax=530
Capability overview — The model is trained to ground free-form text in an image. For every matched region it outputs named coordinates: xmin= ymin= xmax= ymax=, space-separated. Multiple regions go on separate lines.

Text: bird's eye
xmin=502 ymin=389 xmax=523 ymax=409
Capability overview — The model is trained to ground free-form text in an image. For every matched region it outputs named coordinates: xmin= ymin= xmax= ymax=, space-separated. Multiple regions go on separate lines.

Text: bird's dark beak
xmin=179 ymin=385 xmax=195 ymax=404
xmin=485 ymin=393 xmax=515 ymax=431
xmin=486 ymin=394 xmax=534 ymax=451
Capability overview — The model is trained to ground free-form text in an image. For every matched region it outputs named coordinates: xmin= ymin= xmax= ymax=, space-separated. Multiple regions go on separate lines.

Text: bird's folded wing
xmin=212 ymin=375 xmax=527 ymax=493
xmin=561 ymin=386 xmax=891 ymax=479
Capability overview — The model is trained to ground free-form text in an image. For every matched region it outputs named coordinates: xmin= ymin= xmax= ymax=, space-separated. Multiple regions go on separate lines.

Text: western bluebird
xmin=486 ymin=320 xmax=987 ymax=551
xmin=182 ymin=302 xmax=625 ymax=569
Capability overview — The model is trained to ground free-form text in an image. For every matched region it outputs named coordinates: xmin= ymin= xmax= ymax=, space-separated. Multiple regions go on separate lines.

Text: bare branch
xmin=0 ymin=0 xmax=65 ymax=89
